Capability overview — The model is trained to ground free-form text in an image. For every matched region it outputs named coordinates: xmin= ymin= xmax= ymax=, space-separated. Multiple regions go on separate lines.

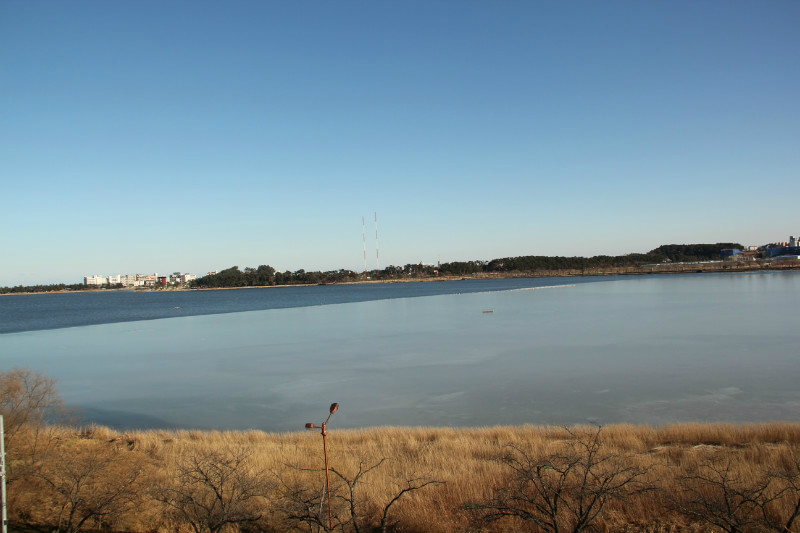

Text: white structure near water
xmin=83 ymin=272 xmax=196 ymax=287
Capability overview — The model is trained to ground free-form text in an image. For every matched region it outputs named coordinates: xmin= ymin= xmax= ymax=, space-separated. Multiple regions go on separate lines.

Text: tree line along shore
xmin=7 ymin=242 xmax=799 ymax=295
xmin=3 ymin=368 xmax=800 ymax=533
xmin=182 ymin=242 xmax=753 ymax=288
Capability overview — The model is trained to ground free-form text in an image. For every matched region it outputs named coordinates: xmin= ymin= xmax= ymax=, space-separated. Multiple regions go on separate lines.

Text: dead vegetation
xmin=0 ymin=422 xmax=798 ymax=532
xmin=3 ymin=370 xmax=800 ymax=532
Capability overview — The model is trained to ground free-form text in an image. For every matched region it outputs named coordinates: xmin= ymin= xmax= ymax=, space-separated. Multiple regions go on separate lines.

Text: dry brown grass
xmin=7 ymin=422 xmax=800 ymax=532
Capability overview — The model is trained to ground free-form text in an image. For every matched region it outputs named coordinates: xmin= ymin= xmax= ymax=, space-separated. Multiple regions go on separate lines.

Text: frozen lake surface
xmin=1 ymin=272 xmax=798 ymax=430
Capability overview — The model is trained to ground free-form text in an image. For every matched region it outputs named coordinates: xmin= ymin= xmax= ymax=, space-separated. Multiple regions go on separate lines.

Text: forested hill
xmin=191 ymin=242 xmax=743 ymax=288
xmin=191 ymin=265 xmax=362 ymax=288
xmin=649 ymin=243 xmax=743 ymax=262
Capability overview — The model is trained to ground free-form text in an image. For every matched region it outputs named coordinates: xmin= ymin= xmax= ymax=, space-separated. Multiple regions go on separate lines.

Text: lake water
xmin=1 ymin=272 xmax=798 ymax=431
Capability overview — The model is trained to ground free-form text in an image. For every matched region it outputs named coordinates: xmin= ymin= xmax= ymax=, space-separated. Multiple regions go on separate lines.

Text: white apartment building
xmin=84 ymin=275 xmax=106 ymax=286
xmin=120 ymin=275 xmax=140 ymax=287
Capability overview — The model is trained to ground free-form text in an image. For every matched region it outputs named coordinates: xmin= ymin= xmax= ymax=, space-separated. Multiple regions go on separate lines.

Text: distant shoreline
xmin=3 ymin=261 xmax=798 ymax=296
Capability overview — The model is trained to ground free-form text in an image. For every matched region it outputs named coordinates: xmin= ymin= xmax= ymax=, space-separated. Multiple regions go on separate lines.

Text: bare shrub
xmin=37 ymin=439 xmax=144 ymax=533
xmin=0 ymin=367 xmax=66 ymax=484
xmin=469 ymin=427 xmax=652 ymax=533
xmin=0 ymin=367 xmax=63 ymax=438
xmin=155 ymin=445 xmax=272 ymax=533
xmin=332 ymin=459 xmax=443 ymax=533
xmin=278 ymin=457 xmax=443 ymax=533
xmin=332 ymin=459 xmax=384 ymax=533
xmin=277 ymin=464 xmax=343 ymax=532
xmin=672 ymin=457 xmax=772 ymax=533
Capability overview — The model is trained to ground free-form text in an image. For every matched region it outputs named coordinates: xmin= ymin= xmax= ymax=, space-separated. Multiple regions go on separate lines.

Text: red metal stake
xmin=306 ymin=403 xmax=339 ymax=531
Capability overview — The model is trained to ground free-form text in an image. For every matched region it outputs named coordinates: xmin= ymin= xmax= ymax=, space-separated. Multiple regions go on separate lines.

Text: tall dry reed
xmin=6 ymin=423 xmax=800 ymax=532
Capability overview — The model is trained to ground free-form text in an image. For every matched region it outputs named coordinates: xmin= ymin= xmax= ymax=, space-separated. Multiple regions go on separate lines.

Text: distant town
xmin=83 ymin=272 xmax=199 ymax=288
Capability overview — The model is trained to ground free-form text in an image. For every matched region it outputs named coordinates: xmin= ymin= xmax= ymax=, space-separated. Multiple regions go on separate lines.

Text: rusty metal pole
xmin=321 ymin=420 xmax=332 ymax=530
xmin=1 ymin=415 xmax=6 ymax=533
xmin=306 ymin=403 xmax=339 ymax=531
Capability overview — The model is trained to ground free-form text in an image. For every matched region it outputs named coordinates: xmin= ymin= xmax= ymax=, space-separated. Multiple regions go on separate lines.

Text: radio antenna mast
xmin=375 ymin=212 xmax=380 ymax=275
xmin=362 ymin=216 xmax=367 ymax=278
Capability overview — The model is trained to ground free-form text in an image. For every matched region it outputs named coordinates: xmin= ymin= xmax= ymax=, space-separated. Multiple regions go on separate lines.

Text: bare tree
xmin=155 ymin=446 xmax=271 ymax=533
xmin=277 ymin=468 xmax=344 ymax=533
xmin=0 ymin=366 xmax=76 ymax=527
xmin=330 ymin=460 xmax=384 ymax=533
xmin=0 ymin=367 xmax=65 ymax=483
xmin=330 ymin=459 xmax=442 ymax=533
xmin=375 ymin=472 xmax=443 ymax=533
xmin=279 ymin=458 xmax=443 ymax=533
xmin=0 ymin=367 xmax=63 ymax=440
xmin=673 ymin=457 xmax=774 ymax=533
xmin=38 ymin=441 xmax=144 ymax=533
xmin=469 ymin=427 xmax=652 ymax=533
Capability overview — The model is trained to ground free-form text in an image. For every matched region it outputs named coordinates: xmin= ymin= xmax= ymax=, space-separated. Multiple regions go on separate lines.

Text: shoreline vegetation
xmin=4 ymin=242 xmax=799 ymax=295
xmin=7 ymin=421 xmax=800 ymax=532
xmin=4 ymin=370 xmax=800 ymax=532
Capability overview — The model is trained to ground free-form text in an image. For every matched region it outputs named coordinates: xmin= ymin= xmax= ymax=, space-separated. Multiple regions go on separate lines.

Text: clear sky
xmin=2 ymin=1 xmax=798 ymax=286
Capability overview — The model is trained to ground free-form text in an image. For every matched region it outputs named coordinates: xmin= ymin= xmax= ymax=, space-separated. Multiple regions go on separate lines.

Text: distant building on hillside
xmin=84 ymin=275 xmax=105 ymax=286
xmin=720 ymin=249 xmax=744 ymax=261
xmin=765 ymin=245 xmax=800 ymax=258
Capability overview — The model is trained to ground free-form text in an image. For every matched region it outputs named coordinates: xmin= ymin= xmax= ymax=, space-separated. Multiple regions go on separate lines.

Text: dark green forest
xmin=0 ymin=283 xmax=96 ymax=295
xmin=191 ymin=265 xmax=363 ymax=288
xmin=190 ymin=242 xmax=743 ymax=288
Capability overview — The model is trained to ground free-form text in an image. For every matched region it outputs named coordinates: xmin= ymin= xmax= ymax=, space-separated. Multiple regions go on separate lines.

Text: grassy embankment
xmin=8 ymin=422 xmax=800 ymax=532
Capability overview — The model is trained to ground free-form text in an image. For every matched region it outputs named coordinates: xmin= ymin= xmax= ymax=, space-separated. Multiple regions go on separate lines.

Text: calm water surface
xmin=1 ymin=272 xmax=798 ymax=430
xmin=0 ymin=277 xmax=587 ymax=334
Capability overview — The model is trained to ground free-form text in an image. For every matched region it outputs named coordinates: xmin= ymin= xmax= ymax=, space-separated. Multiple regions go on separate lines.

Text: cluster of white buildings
xmin=84 ymin=272 xmax=197 ymax=287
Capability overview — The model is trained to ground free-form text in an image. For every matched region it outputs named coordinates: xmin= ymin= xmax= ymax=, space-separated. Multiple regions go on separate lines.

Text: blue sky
xmin=2 ymin=1 xmax=798 ymax=285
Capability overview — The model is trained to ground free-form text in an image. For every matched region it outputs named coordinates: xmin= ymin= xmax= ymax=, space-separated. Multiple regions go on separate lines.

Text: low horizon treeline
xmin=0 ymin=282 xmax=98 ymax=294
xmin=1 ymin=242 xmax=743 ymax=293
xmin=191 ymin=242 xmax=744 ymax=288
xmin=3 ymin=368 xmax=800 ymax=533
